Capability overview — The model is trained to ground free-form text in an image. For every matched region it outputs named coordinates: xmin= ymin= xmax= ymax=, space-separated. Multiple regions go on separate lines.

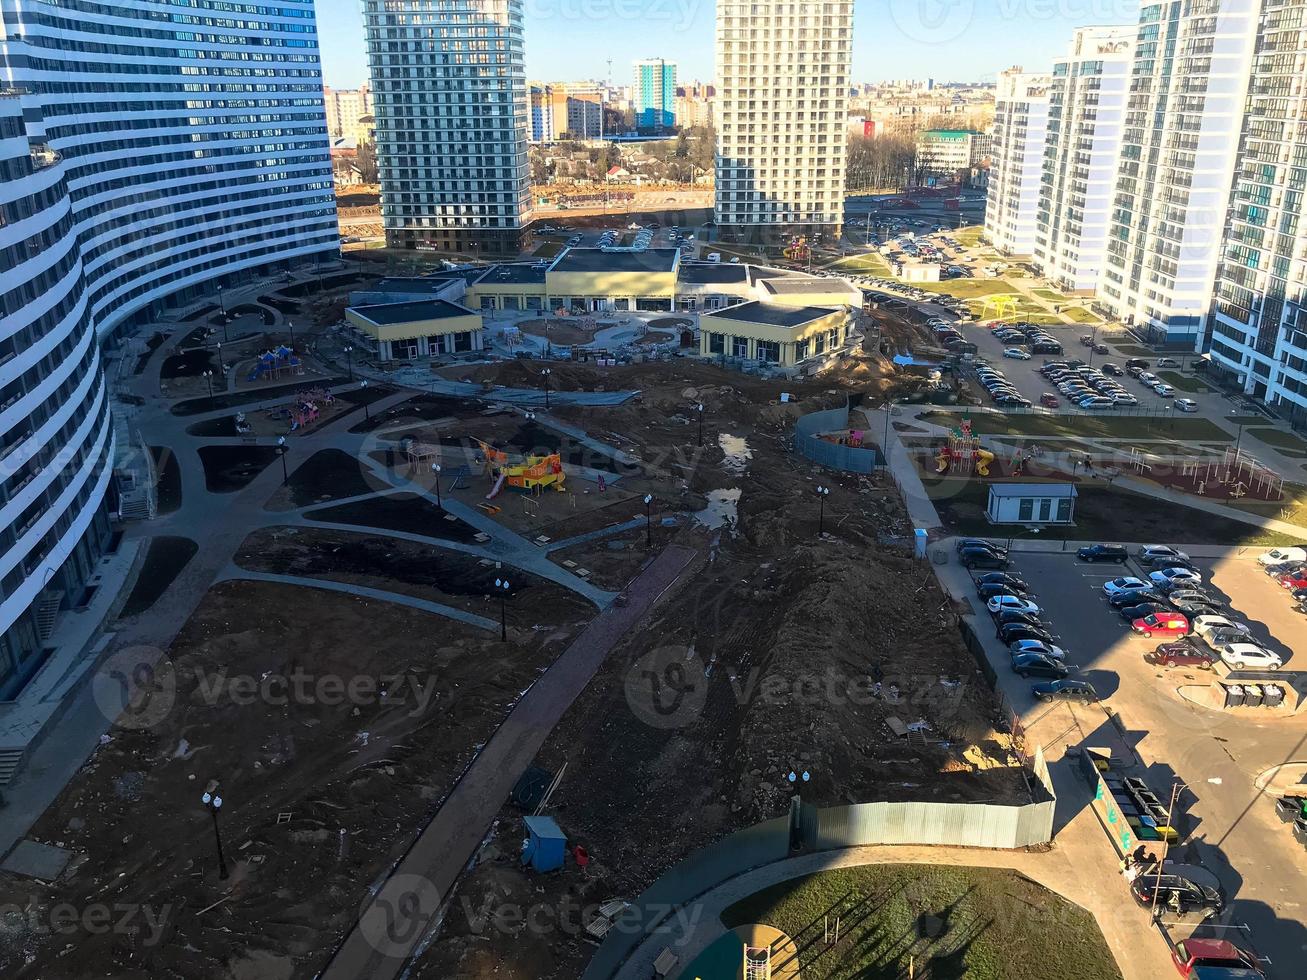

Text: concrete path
xmin=613 ymin=842 xmax=1174 ymax=980
xmin=544 ymin=517 xmax=646 ymax=553
xmin=320 ymin=544 xmax=699 ymax=980
xmin=860 ymin=406 xmax=942 ymax=530
xmin=217 ymin=568 xmax=499 ymax=632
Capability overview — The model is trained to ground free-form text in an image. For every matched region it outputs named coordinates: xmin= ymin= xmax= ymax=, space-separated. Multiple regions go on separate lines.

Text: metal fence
xmin=794 ymin=402 xmax=885 ymax=472
xmin=583 ymin=793 xmax=1054 ymax=979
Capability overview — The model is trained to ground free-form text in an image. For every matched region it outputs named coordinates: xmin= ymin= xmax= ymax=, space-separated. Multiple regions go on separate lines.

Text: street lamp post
xmin=695 ymin=402 xmax=705 ymax=447
xmin=1230 ymin=412 xmax=1247 ymax=458
xmin=816 ymin=485 xmax=831 ymax=535
xmin=432 ymin=463 xmax=442 ymax=508
xmin=202 ymin=369 xmax=214 ymax=406
xmin=215 ymin=342 xmax=224 ymax=374
xmin=200 ymin=780 xmax=229 ymax=880
xmin=541 ymin=368 xmax=551 ymax=410
xmin=644 ymin=493 xmax=653 ymax=547
xmin=882 ymin=401 xmax=893 ymax=473
xmin=494 ymin=577 xmax=510 ymax=642
xmin=287 ymin=319 xmax=295 ymax=352
xmin=277 ymin=436 xmax=288 ymax=484
xmin=360 ymin=380 xmax=370 ymax=420
xmin=343 ymin=345 xmax=354 ymax=381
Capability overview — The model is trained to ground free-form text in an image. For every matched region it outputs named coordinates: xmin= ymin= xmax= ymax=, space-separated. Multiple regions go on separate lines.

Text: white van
xmin=707 ymin=252 xmax=721 ymax=263
xmin=1258 ymin=547 xmax=1306 ymax=567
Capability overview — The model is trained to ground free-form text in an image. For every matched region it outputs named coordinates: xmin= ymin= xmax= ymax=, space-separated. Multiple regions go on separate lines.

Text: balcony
xmin=29 ymin=143 xmax=61 ymax=171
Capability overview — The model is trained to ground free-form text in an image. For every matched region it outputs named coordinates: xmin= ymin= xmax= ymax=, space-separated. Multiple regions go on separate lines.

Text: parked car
xmin=1132 ymin=612 xmax=1190 ymax=638
xmin=1166 ymin=589 xmax=1218 ymax=607
xmin=1146 ymin=642 xmax=1215 ymax=669
xmin=998 ymin=624 xmax=1053 ymax=645
xmin=1103 ymin=576 xmax=1149 ymax=596
xmin=1032 ymin=679 xmax=1098 ymax=703
xmin=957 ymin=538 xmax=1004 ymax=555
xmin=1125 ymin=358 xmax=1150 ymax=371
xmin=1039 ymin=393 xmax=1060 ymax=408
xmin=1170 ymin=938 xmax=1264 ymax=978
xmin=1150 ymin=567 xmax=1203 ymax=588
xmin=1156 ymin=357 xmax=1181 ymax=368
xmin=975 ymin=572 xmax=1027 ymax=590
xmin=1121 ymin=602 xmax=1171 ymax=622
xmin=1009 ymin=640 xmax=1068 ymax=660
xmin=1279 ymin=570 xmax=1307 ymax=590
xmin=1258 ymin=547 xmax=1306 ymax=567
xmin=1171 ymin=599 xmax=1224 ymax=620
xmin=1139 ymin=545 xmax=1189 ymax=564
xmin=987 ymin=595 xmax=1040 ymax=616
xmin=1108 ymin=588 xmax=1168 ymax=609
xmin=1153 ymin=383 xmax=1176 ymax=398
xmin=1131 ymin=870 xmax=1223 ymax=916
xmin=978 ymin=582 xmax=1028 ymax=601
xmin=1101 ymin=363 xmax=1124 ymax=376
xmin=960 ymin=548 xmax=1010 ymax=570
xmin=1192 ymin=615 xmax=1251 ymax=641
xmin=1174 ymin=398 xmax=1199 ymax=413
xmin=1010 ymin=652 xmax=1069 ymax=679
xmin=1220 ymin=642 xmax=1283 ymax=670
xmin=1077 ymin=544 xmax=1129 ymax=564
xmin=1002 ymin=347 xmax=1031 ymax=360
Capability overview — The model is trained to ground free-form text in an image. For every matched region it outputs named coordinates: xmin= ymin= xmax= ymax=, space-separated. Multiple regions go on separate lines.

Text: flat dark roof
xmin=549 ymin=247 xmax=680 ymax=274
xmin=370 ymin=277 xmax=457 ymax=294
xmin=747 ymin=266 xmax=790 ymax=286
xmin=678 ymin=264 xmax=749 ymax=284
xmin=703 ymin=301 xmax=831 ymax=329
xmin=762 ymin=277 xmax=856 ymax=295
xmin=474 ymin=263 xmax=548 ymax=285
xmin=349 ymin=299 xmax=475 ymax=325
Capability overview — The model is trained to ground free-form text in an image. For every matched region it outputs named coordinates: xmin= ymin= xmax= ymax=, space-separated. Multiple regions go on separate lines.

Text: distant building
xmin=675 ymin=95 xmax=715 ymax=130
xmin=529 ymin=83 xmax=604 ymax=141
xmin=323 ymin=84 xmax=372 ymax=142
xmin=915 ymin=130 xmax=985 ymax=180
xmin=633 ymin=58 xmax=677 ymax=130
xmin=985 ymin=70 xmax=1051 ymax=257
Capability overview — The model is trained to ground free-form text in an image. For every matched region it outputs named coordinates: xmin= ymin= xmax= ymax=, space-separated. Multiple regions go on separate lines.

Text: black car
xmin=994 ymin=609 xmax=1043 ymax=630
xmin=1031 ymin=679 xmax=1098 ymax=703
xmin=1108 ymin=589 xmax=1167 ymax=609
xmin=956 ymin=537 xmax=1004 ymax=555
xmin=1139 ymin=554 xmax=1198 ymax=571
xmin=1171 ymin=600 xmax=1224 ymax=619
xmin=960 ymin=548 xmax=1009 ymax=570
xmin=1010 ymin=653 xmax=1069 ymax=679
xmin=1290 ymin=587 xmax=1307 ymax=602
xmin=1077 ymin=544 xmax=1129 ymax=564
xmin=1130 ymin=871 xmax=1222 ymax=917
xmin=999 ymin=624 xmax=1053 ymax=645
xmin=978 ymin=581 xmax=1029 ymax=601
xmin=1101 ymin=363 xmax=1123 ymax=376
xmin=976 ymin=572 xmax=1028 ymax=590
xmin=1120 ymin=602 xmax=1170 ymax=622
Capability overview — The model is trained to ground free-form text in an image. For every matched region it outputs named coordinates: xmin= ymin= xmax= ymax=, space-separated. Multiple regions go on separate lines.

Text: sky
xmin=317 ymin=0 xmax=1139 ymax=89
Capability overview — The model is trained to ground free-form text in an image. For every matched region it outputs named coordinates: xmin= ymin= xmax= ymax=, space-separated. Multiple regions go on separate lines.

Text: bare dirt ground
xmin=0 ymin=579 xmax=587 ymax=979
xmin=408 ymin=356 xmax=1031 ymax=980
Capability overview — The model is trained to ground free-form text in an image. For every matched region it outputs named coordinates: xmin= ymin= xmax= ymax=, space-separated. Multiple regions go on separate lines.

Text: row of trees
xmin=528 ymin=127 xmax=715 ymax=187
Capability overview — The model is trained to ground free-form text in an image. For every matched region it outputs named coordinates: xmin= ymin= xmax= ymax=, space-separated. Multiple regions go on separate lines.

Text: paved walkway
xmin=217 ymin=567 xmax=499 ymax=632
xmin=320 ymin=544 xmax=700 ymax=980
xmin=613 ymin=842 xmax=1174 ymax=980
xmin=860 ymin=406 xmax=942 ymax=530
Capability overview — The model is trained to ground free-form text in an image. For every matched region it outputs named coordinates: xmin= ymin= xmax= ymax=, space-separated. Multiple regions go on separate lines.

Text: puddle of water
xmin=718 ymin=434 xmax=753 ymax=475
xmin=695 ymin=488 xmax=741 ymax=530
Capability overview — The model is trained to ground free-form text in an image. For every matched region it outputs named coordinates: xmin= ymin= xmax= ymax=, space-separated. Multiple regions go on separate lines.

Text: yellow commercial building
xmin=345 ymin=299 xmax=484 ymax=362
xmin=700 ymin=302 xmax=849 ymax=367
xmin=465 ymin=248 xmax=679 ymax=313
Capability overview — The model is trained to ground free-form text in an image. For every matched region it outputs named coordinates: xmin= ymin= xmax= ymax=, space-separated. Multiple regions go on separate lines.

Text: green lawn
xmin=1228 ymin=482 xmax=1307 ymax=525
xmin=1064 ymin=307 xmax=1103 ymax=324
xmin=832 ymin=252 xmax=892 ymax=274
xmin=921 ymin=409 xmax=1234 ymax=442
xmin=719 ymin=865 xmax=1121 ymax=980
xmin=1246 ymin=427 xmax=1307 ymax=453
xmin=532 ymin=240 xmax=563 ymax=258
xmin=1155 ymin=371 xmax=1215 ymax=393
xmin=955 ymin=226 xmax=985 ymax=248
xmin=927 ymin=478 xmax=1306 ymax=546
xmin=914 ymin=279 xmax=1021 ymax=300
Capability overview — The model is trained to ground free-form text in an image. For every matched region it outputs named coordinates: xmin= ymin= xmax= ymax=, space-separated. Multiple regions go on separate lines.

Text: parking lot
xmin=939 ymin=545 xmax=1307 ymax=977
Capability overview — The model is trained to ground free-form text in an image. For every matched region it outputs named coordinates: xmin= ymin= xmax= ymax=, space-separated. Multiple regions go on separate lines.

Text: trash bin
xmin=1243 ymin=684 xmax=1264 ymax=708
xmin=1225 ymin=684 xmax=1245 ymax=708
xmin=1264 ymin=684 xmax=1285 ymax=709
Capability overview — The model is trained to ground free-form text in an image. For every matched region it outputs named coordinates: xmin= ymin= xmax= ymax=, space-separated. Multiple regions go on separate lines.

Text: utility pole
xmin=1150 ymin=781 xmax=1185 ymax=920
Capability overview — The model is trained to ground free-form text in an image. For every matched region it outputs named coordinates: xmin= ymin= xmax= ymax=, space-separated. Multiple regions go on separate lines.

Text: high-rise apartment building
xmin=633 ymin=59 xmax=677 ymax=130
xmin=363 ymin=0 xmax=531 ymax=256
xmin=1208 ymin=0 xmax=1307 ymax=419
xmin=1102 ymin=0 xmax=1261 ymax=344
xmin=324 ymin=84 xmax=373 ymax=142
xmin=0 ymin=0 xmax=337 ymax=697
xmin=1033 ymin=26 xmax=1134 ymax=292
xmin=716 ymin=0 xmax=853 ymax=244
xmin=529 ymin=83 xmax=604 ymax=142
xmin=985 ymin=70 xmax=1052 ymax=256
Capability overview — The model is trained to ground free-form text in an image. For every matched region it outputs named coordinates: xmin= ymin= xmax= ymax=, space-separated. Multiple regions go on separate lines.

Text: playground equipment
xmin=936 ymin=418 xmax=993 ymax=476
xmin=475 ymin=439 xmax=566 ymax=498
xmin=979 ymin=294 xmax=1020 ymax=322
xmin=248 ymin=345 xmax=302 ymax=383
xmin=288 ymin=387 xmax=333 ymax=431
xmin=784 ymin=236 xmax=812 ymax=263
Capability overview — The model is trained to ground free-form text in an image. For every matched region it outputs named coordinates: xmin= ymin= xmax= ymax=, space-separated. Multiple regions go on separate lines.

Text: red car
xmin=1146 ymin=642 xmax=1214 ymax=669
xmin=1132 ymin=612 xmax=1190 ymax=638
xmin=1279 ymin=569 xmax=1307 ymax=590
xmin=1171 ymin=937 xmax=1264 ymax=977
xmin=1039 ymin=393 xmax=1061 ymax=408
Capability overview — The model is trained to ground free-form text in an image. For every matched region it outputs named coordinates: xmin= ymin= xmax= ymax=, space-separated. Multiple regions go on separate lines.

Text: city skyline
xmin=317 ymin=0 xmax=1136 ymax=89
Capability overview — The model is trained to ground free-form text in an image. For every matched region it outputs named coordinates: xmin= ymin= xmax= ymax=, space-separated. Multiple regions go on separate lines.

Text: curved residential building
xmin=0 ymin=0 xmax=337 ymax=697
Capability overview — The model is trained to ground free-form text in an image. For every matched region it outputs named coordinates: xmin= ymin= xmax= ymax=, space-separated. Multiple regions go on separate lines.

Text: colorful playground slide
xmin=975 ymin=449 xmax=994 ymax=476
xmin=486 ymin=473 xmax=507 ymax=500
xmin=476 ymin=439 xmax=566 ymax=495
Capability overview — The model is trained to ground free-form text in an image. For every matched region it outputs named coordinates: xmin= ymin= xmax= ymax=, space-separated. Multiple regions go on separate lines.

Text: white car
xmin=1139 ymin=545 xmax=1190 ymax=564
xmin=1103 ymin=576 xmax=1148 ymax=597
xmin=1192 ymin=615 xmax=1251 ymax=642
xmin=1220 ymin=643 xmax=1283 ymax=671
xmin=1150 ymin=567 xmax=1202 ymax=588
xmin=1009 ymin=640 xmax=1068 ymax=660
xmin=1259 ymin=547 xmax=1307 ymax=567
xmin=1175 ymin=399 xmax=1199 ymax=413
xmin=1003 ymin=348 xmax=1031 ymax=360
xmin=987 ymin=595 xmax=1041 ymax=616
xmin=1153 ymin=383 xmax=1175 ymax=398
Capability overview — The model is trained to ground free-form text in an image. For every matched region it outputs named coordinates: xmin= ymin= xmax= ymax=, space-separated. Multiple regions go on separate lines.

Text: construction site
xmin=0 ymin=267 xmax=1097 ymax=980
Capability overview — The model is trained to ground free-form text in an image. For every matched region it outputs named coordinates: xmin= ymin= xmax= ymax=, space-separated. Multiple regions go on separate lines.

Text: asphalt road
xmin=994 ymin=549 xmax=1307 ymax=977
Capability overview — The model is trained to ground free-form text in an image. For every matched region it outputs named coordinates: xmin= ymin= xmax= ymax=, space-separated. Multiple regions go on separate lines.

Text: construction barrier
xmin=794 ymin=401 xmax=885 ymax=474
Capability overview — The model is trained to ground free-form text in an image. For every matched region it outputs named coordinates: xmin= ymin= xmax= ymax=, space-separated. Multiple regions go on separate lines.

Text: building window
xmin=795 ymin=339 xmax=810 ymax=360
xmin=1056 ymin=498 xmax=1072 ymax=522
xmin=732 ymin=335 xmax=749 ymax=358
xmin=1018 ymin=498 xmax=1034 ymax=521
xmin=756 ymin=340 xmax=780 ymax=363
xmin=707 ymin=332 xmax=724 ymax=354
